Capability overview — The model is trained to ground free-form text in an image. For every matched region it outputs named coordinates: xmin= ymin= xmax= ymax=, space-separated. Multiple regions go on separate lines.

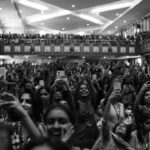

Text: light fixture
xmin=124 ymin=20 xmax=127 ymax=23
xmin=115 ymin=26 xmax=118 ymax=29
xmin=116 ymin=13 xmax=119 ymax=16
xmin=0 ymin=8 xmax=2 ymax=11
xmin=82 ymin=56 xmax=85 ymax=59
xmin=72 ymin=4 xmax=75 ymax=8
xmin=62 ymin=28 xmax=65 ymax=30
xmin=26 ymin=10 xmax=71 ymax=23
xmin=79 ymin=14 xmax=103 ymax=25
xmin=18 ymin=0 xmax=49 ymax=11
xmin=48 ymin=56 xmax=51 ymax=59
xmin=87 ymin=24 xmax=90 ymax=26
xmin=67 ymin=17 xmax=70 ymax=20
xmin=91 ymin=0 xmax=133 ymax=13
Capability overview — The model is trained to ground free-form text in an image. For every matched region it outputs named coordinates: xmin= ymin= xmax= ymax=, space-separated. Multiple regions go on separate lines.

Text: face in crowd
xmin=20 ymin=93 xmax=32 ymax=115
xmin=114 ymin=122 xmax=127 ymax=136
xmin=142 ymin=118 xmax=150 ymax=132
xmin=144 ymin=90 xmax=150 ymax=105
xmin=39 ymin=88 xmax=49 ymax=108
xmin=45 ymin=106 xmax=71 ymax=139
xmin=79 ymin=84 xmax=89 ymax=98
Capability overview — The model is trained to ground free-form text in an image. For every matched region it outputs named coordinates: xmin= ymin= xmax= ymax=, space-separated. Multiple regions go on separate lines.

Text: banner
xmin=102 ymin=46 xmax=108 ymax=53
xmin=4 ymin=46 xmax=11 ymax=52
xmin=34 ymin=46 xmax=41 ymax=52
xmin=44 ymin=46 xmax=51 ymax=52
xmin=84 ymin=46 xmax=90 ymax=53
xmin=129 ymin=47 xmax=135 ymax=53
xmin=54 ymin=46 xmax=61 ymax=52
xmin=120 ymin=47 xmax=126 ymax=53
xmin=64 ymin=46 xmax=70 ymax=53
xmin=93 ymin=46 xmax=99 ymax=53
xmin=112 ymin=46 xmax=117 ymax=53
xmin=14 ymin=46 xmax=21 ymax=52
xmin=24 ymin=46 xmax=31 ymax=52
xmin=74 ymin=45 xmax=80 ymax=53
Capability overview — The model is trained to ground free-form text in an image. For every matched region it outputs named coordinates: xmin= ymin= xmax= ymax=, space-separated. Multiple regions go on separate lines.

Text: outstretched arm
xmin=134 ymin=82 xmax=150 ymax=114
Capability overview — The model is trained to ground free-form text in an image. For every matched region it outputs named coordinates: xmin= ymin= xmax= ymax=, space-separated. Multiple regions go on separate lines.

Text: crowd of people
xmin=0 ymin=58 xmax=150 ymax=150
xmin=0 ymin=33 xmax=136 ymax=45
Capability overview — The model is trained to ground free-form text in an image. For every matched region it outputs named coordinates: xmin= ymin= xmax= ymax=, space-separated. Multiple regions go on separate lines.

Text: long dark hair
xmin=44 ymin=104 xmax=75 ymax=125
xmin=19 ymin=88 xmax=42 ymax=122
xmin=113 ymin=122 xmax=132 ymax=143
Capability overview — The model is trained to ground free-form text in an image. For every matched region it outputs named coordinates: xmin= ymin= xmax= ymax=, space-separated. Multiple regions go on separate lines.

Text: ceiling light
xmin=67 ymin=17 xmax=70 ymax=20
xmin=26 ymin=10 xmax=71 ymax=23
xmin=124 ymin=20 xmax=127 ymax=23
xmin=79 ymin=14 xmax=103 ymax=24
xmin=62 ymin=28 xmax=65 ymax=30
xmin=87 ymin=24 xmax=90 ymax=26
xmin=115 ymin=26 xmax=118 ymax=29
xmin=92 ymin=1 xmax=133 ymax=13
xmin=72 ymin=4 xmax=75 ymax=8
xmin=48 ymin=56 xmax=51 ymax=58
xmin=82 ymin=56 xmax=85 ymax=59
xmin=116 ymin=13 xmax=119 ymax=16
xmin=18 ymin=0 xmax=49 ymax=11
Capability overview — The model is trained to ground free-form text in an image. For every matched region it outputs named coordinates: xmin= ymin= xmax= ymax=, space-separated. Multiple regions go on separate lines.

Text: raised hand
xmin=61 ymin=123 xmax=74 ymax=143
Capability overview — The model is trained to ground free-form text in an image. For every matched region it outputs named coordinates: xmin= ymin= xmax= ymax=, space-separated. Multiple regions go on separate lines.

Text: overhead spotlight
xmin=124 ymin=20 xmax=126 ymax=23
xmin=116 ymin=13 xmax=119 ymax=16
xmin=41 ymin=10 xmax=44 ymax=14
xmin=67 ymin=17 xmax=70 ymax=20
xmin=82 ymin=56 xmax=85 ymax=59
xmin=72 ymin=4 xmax=75 ymax=8
xmin=62 ymin=28 xmax=65 ymax=30
xmin=115 ymin=26 xmax=118 ymax=29
xmin=87 ymin=24 xmax=90 ymax=26
xmin=48 ymin=56 xmax=51 ymax=59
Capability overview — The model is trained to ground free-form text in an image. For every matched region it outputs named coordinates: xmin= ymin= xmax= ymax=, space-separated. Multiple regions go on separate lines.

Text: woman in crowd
xmin=130 ymin=81 xmax=150 ymax=149
xmin=92 ymin=90 xmax=133 ymax=150
xmin=43 ymin=104 xmax=75 ymax=149
xmin=49 ymin=78 xmax=75 ymax=114
xmin=38 ymin=86 xmax=50 ymax=114
xmin=0 ymin=92 xmax=41 ymax=150
xmin=102 ymin=77 xmax=125 ymax=127
xmin=134 ymin=81 xmax=150 ymax=118
xmin=72 ymin=74 xmax=99 ymax=149
xmin=130 ymin=111 xmax=150 ymax=150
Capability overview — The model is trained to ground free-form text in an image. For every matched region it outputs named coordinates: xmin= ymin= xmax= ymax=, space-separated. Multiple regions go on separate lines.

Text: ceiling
xmin=0 ymin=0 xmax=149 ymax=35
